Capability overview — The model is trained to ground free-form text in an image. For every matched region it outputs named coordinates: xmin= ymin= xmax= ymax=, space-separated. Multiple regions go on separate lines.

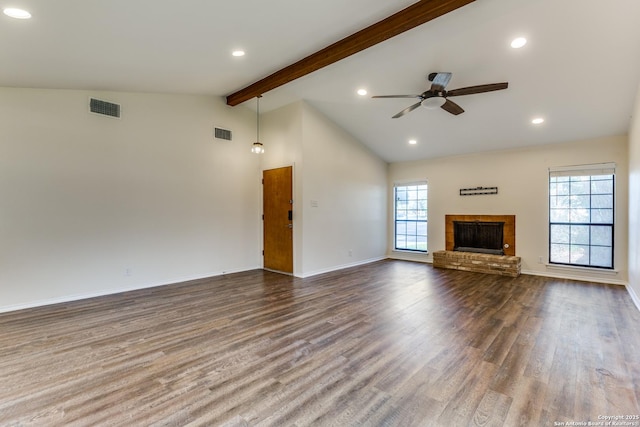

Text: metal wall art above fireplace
xmin=459 ymin=186 xmax=498 ymax=196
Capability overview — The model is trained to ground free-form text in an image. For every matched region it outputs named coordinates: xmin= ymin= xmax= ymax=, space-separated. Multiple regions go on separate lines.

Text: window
xmin=549 ymin=164 xmax=615 ymax=268
xmin=394 ymin=182 xmax=428 ymax=252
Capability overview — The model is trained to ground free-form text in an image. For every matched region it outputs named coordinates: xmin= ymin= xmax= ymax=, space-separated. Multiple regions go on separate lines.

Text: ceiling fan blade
xmin=372 ymin=95 xmax=422 ymax=99
xmin=441 ymin=99 xmax=464 ymax=115
xmin=429 ymin=72 xmax=452 ymax=91
xmin=446 ymin=82 xmax=508 ymax=97
xmin=392 ymin=101 xmax=422 ymax=118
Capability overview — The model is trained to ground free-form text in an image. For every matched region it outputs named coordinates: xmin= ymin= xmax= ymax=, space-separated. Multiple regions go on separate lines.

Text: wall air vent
xmin=90 ymin=98 xmax=121 ymax=118
xmin=214 ymin=127 xmax=232 ymax=141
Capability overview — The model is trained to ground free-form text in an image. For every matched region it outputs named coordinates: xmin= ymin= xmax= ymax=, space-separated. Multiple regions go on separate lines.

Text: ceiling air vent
xmin=90 ymin=98 xmax=121 ymax=118
xmin=214 ymin=127 xmax=232 ymax=141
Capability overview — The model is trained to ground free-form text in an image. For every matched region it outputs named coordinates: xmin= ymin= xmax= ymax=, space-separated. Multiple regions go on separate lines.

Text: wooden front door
xmin=263 ymin=166 xmax=293 ymax=273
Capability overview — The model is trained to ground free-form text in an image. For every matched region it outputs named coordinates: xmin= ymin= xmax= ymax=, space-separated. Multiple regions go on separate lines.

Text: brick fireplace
xmin=445 ymin=214 xmax=516 ymax=256
xmin=434 ymin=214 xmax=521 ymax=277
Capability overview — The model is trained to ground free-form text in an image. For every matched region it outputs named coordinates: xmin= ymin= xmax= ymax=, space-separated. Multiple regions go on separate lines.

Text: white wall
xmin=389 ymin=135 xmax=629 ymax=284
xmin=262 ymin=101 xmax=388 ymax=277
xmin=300 ymin=102 xmax=388 ymax=276
xmin=0 ymin=87 xmax=261 ymax=312
xmin=628 ymin=83 xmax=640 ymax=308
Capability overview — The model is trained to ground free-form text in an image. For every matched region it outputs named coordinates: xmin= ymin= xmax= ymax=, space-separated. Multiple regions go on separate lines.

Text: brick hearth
xmin=433 ymin=250 xmax=521 ymax=277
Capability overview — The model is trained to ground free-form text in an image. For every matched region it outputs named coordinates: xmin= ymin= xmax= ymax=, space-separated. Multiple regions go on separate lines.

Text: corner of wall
xmin=627 ymin=81 xmax=640 ymax=310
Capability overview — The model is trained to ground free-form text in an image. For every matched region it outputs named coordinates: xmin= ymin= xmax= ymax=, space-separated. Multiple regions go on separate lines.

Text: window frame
xmin=548 ymin=164 xmax=615 ymax=269
xmin=393 ymin=181 xmax=428 ymax=253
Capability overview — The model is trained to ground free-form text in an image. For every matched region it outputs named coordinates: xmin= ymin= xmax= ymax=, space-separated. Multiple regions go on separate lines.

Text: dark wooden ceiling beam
xmin=226 ymin=0 xmax=475 ymax=106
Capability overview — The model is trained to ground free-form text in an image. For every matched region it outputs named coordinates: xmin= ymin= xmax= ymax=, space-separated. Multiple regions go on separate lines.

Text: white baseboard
xmin=521 ymin=268 xmax=628 ymax=286
xmin=0 ymin=266 xmax=258 ymax=314
xmin=297 ymin=256 xmax=387 ymax=278
xmin=626 ymin=284 xmax=640 ymax=313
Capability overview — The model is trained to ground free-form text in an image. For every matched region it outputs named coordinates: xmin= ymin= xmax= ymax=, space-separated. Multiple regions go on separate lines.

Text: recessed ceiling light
xmin=510 ymin=37 xmax=527 ymax=49
xmin=531 ymin=117 xmax=544 ymax=125
xmin=357 ymin=89 xmax=368 ymax=96
xmin=408 ymin=139 xmax=417 ymax=145
xmin=232 ymin=50 xmax=245 ymax=57
xmin=3 ymin=8 xmax=31 ymax=19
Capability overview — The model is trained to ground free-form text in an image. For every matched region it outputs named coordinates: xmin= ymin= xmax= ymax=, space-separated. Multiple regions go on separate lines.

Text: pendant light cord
xmin=256 ymin=95 xmax=261 ymax=141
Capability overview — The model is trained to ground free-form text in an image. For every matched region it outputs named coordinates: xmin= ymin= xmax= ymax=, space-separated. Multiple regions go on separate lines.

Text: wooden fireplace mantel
xmin=445 ymin=214 xmax=516 ymax=256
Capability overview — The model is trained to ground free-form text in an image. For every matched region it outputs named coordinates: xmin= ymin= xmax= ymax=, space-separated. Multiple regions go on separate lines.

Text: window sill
xmin=392 ymin=249 xmax=428 ymax=254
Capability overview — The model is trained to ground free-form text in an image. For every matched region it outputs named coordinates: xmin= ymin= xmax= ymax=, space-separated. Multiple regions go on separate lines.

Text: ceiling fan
xmin=372 ymin=72 xmax=508 ymax=118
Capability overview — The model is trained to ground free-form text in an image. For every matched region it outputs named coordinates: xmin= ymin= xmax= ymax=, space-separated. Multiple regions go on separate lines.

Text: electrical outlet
xmin=538 ymin=256 xmax=543 ymax=264
xmin=348 ymin=249 xmax=353 ymax=257
xmin=125 ymin=267 xmax=132 ymax=277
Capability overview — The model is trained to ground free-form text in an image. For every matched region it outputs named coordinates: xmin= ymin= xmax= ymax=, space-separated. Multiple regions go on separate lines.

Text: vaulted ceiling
xmin=2 ymin=0 xmax=640 ymax=162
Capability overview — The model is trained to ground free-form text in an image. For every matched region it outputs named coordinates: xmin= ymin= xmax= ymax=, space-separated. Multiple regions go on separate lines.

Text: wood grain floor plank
xmin=436 ymin=359 xmax=498 ymax=426
xmin=1 ymin=260 xmax=639 ymax=426
xmin=502 ymin=376 xmax=548 ymax=426
xmin=471 ymin=389 xmax=512 ymax=427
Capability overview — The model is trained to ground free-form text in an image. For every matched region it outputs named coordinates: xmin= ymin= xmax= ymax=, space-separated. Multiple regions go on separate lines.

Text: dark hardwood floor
xmin=1 ymin=260 xmax=639 ymax=426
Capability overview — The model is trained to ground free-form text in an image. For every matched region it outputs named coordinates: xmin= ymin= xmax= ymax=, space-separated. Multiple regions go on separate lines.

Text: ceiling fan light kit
xmin=421 ymin=97 xmax=446 ymax=109
xmin=372 ymin=72 xmax=508 ymax=118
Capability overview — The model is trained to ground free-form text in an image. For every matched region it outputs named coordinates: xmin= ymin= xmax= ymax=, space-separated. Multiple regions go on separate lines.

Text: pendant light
xmin=251 ymin=96 xmax=264 ymax=154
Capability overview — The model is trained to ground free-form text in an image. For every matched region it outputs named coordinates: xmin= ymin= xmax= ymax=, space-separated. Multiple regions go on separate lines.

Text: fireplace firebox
xmin=445 ymin=215 xmax=516 ymax=256
xmin=453 ymin=221 xmax=505 ymax=255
